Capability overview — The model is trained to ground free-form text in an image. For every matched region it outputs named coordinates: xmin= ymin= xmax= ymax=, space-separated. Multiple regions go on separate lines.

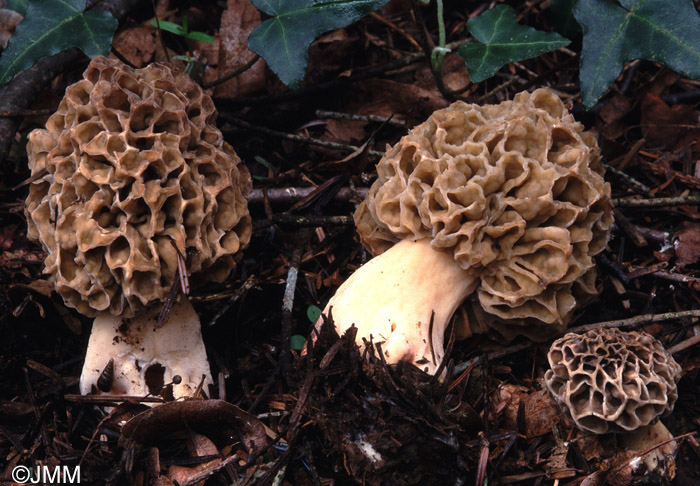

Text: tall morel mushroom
xmin=321 ymin=89 xmax=613 ymax=374
xmin=25 ymin=56 xmax=251 ymax=399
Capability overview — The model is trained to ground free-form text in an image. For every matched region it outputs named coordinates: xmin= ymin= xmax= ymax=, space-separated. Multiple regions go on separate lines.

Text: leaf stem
xmin=429 ymin=0 xmax=447 ymax=71
xmin=411 ymin=0 xmax=466 ymax=102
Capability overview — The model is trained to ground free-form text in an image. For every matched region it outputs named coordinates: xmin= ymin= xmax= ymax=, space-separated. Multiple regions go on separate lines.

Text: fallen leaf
xmin=640 ymin=93 xmax=698 ymax=149
xmin=498 ymin=385 xmax=563 ymax=438
xmin=0 ymin=8 xmax=22 ymax=49
xmin=120 ymin=399 xmax=269 ymax=457
xmin=674 ymin=221 xmax=700 ymax=268
xmin=306 ymin=29 xmax=355 ymax=84
xmin=597 ymin=92 xmax=632 ymax=141
xmin=112 ymin=26 xmax=156 ymax=67
xmin=351 ymin=78 xmax=449 ymax=123
xmin=215 ymin=0 xmax=266 ymax=98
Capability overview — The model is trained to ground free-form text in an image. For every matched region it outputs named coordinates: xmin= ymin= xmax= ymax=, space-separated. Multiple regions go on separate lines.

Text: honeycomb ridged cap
xmin=354 ymin=88 xmax=613 ymax=340
xmin=544 ymin=328 xmax=682 ymax=434
xmin=25 ymin=56 xmax=251 ymax=317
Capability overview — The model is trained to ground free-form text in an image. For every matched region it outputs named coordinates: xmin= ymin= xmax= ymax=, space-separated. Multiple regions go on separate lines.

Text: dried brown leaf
xmin=112 ymin=27 xmax=156 ymax=67
xmin=120 ymin=399 xmax=269 ymax=457
xmin=215 ymin=0 xmax=266 ymax=98
xmin=674 ymin=221 xmax=700 ymax=268
xmin=640 ymin=93 xmax=699 ymax=150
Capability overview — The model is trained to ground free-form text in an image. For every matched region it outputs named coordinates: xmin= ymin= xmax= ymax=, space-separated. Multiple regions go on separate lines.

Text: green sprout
xmin=151 ymin=15 xmax=215 ymax=51
xmin=151 ymin=16 xmax=215 ymax=74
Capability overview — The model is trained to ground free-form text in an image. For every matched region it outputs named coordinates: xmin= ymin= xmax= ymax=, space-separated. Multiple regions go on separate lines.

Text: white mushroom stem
xmin=79 ymin=298 xmax=213 ymax=400
xmin=620 ymin=421 xmax=678 ymax=477
xmin=320 ymin=238 xmax=478 ymax=374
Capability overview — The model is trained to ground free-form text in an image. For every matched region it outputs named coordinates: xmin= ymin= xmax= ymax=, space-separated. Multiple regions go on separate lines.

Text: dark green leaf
xmin=4 ymin=0 xmax=28 ymax=16
xmin=549 ymin=0 xmax=580 ymax=39
xmin=290 ymin=334 xmax=306 ymax=351
xmin=307 ymin=304 xmax=322 ymax=323
xmin=457 ymin=5 xmax=570 ymax=83
xmin=187 ymin=31 xmax=216 ymax=43
xmin=0 ymin=0 xmax=117 ymax=86
xmin=150 ymin=19 xmax=186 ymax=36
xmin=247 ymin=0 xmax=390 ymax=88
xmin=575 ymin=0 xmax=700 ymax=108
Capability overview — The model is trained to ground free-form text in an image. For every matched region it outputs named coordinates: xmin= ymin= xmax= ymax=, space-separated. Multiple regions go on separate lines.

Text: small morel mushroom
xmin=321 ymin=89 xmax=613 ymax=374
xmin=544 ymin=328 xmax=682 ymax=478
xmin=25 ymin=56 xmax=251 ymax=399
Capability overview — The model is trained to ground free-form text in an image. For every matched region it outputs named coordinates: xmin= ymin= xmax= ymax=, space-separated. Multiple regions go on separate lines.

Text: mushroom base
xmin=79 ymin=298 xmax=213 ymax=401
xmin=618 ymin=421 xmax=677 ymax=480
xmin=320 ymin=238 xmax=478 ymax=374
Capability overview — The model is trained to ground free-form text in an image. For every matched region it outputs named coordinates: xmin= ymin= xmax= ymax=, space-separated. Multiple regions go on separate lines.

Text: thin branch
xmin=613 ymin=195 xmax=700 ymax=208
xmin=202 ymin=54 xmax=261 ymax=90
xmin=668 ymin=333 xmax=700 ymax=354
xmin=567 ymin=309 xmax=700 ymax=334
xmin=255 ymin=214 xmax=354 ymax=230
xmin=214 ymin=38 xmax=467 ymax=108
xmin=247 ymin=186 xmax=369 ymax=205
xmin=220 ymin=114 xmax=384 ymax=159
xmin=280 ymin=247 xmax=303 ymax=375
xmin=315 ymin=109 xmax=407 ymax=128
xmin=369 ymin=11 xmax=422 ymax=51
xmin=453 ymin=309 xmax=700 ymax=374
xmin=0 ymin=108 xmax=53 ymax=118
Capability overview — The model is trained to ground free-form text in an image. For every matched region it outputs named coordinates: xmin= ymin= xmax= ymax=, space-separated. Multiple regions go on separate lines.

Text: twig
xmin=637 ymin=158 xmax=700 ymax=190
xmin=453 ymin=309 xmax=700 ymax=374
xmin=668 ymin=333 xmax=700 ymax=354
xmin=453 ymin=341 xmax=532 ymax=375
xmin=202 ymin=55 xmax=261 ymax=89
xmin=214 ymin=38 xmax=467 ymax=108
xmin=256 ymin=214 xmax=354 ymax=229
xmin=150 ymin=0 xmax=170 ymax=65
xmin=315 ymin=109 xmax=407 ymax=127
xmin=633 ymin=225 xmax=670 ymax=245
xmin=0 ymin=108 xmax=53 ymax=118
xmin=604 ymin=162 xmax=652 ymax=195
xmin=567 ymin=309 xmax=700 ymax=334
xmin=613 ymin=209 xmax=648 ymax=247
xmin=176 ymin=453 xmax=241 ymax=486
xmin=220 ymin=114 xmax=384 ymax=158
xmin=64 ymin=394 xmax=165 ymax=404
xmin=204 ymin=275 xmax=257 ymax=325
xmin=369 ymin=11 xmax=422 ymax=51
xmin=650 ymin=270 xmax=700 ymax=287
xmin=280 ymin=247 xmax=303 ymax=375
xmin=248 ymin=186 xmax=368 ymax=205
xmin=613 ymin=195 xmax=700 ymax=208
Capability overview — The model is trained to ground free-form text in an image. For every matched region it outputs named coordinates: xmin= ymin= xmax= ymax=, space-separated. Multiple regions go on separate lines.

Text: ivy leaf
xmin=0 ymin=0 xmax=117 ymax=86
xmin=457 ymin=5 xmax=570 ymax=83
xmin=549 ymin=0 xmax=580 ymax=39
xmin=575 ymin=0 xmax=700 ymax=109
xmin=4 ymin=0 xmax=28 ymax=16
xmin=247 ymin=0 xmax=390 ymax=88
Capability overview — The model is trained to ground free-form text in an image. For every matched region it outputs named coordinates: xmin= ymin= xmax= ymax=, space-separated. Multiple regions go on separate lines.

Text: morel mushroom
xmin=545 ymin=328 xmax=682 ymax=478
xmin=24 ymin=56 xmax=251 ymax=399
xmin=321 ymin=88 xmax=613 ymax=374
